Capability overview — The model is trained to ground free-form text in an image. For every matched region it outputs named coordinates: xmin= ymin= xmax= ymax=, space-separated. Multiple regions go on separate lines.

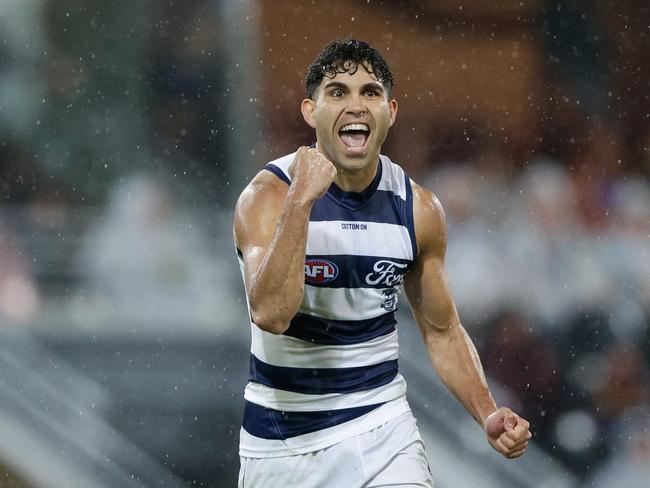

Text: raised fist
xmin=288 ymin=146 xmax=337 ymax=203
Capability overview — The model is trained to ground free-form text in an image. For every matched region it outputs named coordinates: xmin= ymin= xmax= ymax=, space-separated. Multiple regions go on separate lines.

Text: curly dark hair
xmin=305 ymin=38 xmax=394 ymax=100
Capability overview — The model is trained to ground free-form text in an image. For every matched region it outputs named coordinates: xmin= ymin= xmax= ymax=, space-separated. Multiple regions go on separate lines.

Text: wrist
xmin=286 ymin=185 xmax=317 ymax=208
xmin=470 ymin=394 xmax=498 ymax=429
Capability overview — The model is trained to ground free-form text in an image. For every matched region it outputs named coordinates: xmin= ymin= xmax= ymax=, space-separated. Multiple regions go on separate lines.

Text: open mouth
xmin=338 ymin=123 xmax=370 ymax=153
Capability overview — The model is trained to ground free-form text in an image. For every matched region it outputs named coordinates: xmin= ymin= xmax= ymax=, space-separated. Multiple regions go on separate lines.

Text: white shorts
xmin=238 ymin=412 xmax=434 ymax=488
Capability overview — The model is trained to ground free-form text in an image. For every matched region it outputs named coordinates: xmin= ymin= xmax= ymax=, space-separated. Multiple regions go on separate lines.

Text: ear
xmin=301 ymin=98 xmax=317 ymax=129
xmin=388 ymin=99 xmax=398 ymax=126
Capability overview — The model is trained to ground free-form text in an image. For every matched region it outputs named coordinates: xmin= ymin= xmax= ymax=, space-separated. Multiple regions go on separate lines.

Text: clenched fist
xmin=288 ymin=146 xmax=337 ymax=204
xmin=485 ymin=407 xmax=532 ymax=459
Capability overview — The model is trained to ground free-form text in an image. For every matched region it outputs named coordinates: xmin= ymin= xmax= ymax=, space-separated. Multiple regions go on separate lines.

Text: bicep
xmin=405 ymin=182 xmax=460 ymax=332
xmin=233 ymin=173 xmax=286 ymax=288
xmin=404 ymin=252 xmax=460 ymax=333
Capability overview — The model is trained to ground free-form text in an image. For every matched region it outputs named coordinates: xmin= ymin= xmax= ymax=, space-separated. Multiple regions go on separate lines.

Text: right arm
xmin=233 ymin=147 xmax=336 ymax=334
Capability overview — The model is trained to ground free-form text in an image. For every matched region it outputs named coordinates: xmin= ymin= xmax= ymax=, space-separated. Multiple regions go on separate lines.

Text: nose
xmin=345 ymin=92 xmax=367 ymax=116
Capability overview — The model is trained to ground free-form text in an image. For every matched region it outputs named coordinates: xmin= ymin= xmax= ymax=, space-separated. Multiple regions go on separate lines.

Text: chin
xmin=337 ymin=154 xmax=374 ymax=172
xmin=319 ymin=140 xmax=376 ymax=171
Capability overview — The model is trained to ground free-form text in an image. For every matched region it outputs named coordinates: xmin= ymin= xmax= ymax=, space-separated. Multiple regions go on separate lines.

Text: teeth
xmin=340 ymin=123 xmax=369 ymax=132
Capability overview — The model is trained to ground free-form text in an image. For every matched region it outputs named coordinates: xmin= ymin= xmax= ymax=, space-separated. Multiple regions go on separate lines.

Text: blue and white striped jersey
xmin=238 ymin=151 xmax=418 ymax=457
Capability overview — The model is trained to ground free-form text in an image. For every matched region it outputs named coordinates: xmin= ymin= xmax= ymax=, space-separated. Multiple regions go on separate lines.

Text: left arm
xmin=404 ymin=181 xmax=531 ymax=459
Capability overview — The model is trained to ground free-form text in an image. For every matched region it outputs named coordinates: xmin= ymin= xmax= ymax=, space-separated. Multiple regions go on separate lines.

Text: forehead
xmin=317 ymin=64 xmax=384 ymax=90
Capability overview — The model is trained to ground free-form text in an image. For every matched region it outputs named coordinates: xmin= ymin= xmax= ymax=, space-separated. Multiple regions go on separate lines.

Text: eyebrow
xmin=323 ymin=81 xmax=385 ymax=93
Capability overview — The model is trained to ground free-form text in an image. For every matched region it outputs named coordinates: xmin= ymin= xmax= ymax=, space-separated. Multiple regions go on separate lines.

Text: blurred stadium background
xmin=1 ymin=1 xmax=649 ymax=487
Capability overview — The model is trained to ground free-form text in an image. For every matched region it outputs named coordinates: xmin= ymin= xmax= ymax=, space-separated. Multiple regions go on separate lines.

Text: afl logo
xmin=304 ymin=259 xmax=339 ymax=284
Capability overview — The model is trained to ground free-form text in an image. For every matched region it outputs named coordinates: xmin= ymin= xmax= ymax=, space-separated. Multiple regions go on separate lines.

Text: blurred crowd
xmin=0 ymin=0 xmax=240 ymax=332
xmin=423 ymin=132 xmax=650 ymax=479
xmin=0 ymin=171 xmax=239 ymax=332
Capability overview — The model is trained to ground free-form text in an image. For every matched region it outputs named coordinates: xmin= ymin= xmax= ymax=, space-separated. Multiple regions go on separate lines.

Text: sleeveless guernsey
xmin=237 ymin=151 xmax=418 ymax=458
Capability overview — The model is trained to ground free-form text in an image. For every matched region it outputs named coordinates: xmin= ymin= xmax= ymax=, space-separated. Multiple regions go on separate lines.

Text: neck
xmin=316 ymin=143 xmax=380 ymax=192
xmin=334 ymin=162 xmax=380 ymax=192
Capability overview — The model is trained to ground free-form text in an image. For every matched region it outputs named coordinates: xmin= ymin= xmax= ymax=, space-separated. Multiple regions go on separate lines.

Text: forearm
xmin=248 ymin=189 xmax=312 ymax=333
xmin=424 ymin=323 xmax=497 ymax=427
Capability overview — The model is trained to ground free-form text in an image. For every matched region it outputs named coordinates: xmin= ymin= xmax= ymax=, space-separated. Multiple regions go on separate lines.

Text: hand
xmin=484 ymin=407 xmax=532 ymax=459
xmin=288 ymin=146 xmax=337 ymax=203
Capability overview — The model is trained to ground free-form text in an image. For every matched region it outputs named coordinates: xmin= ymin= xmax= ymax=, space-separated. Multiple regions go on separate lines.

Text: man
xmin=233 ymin=39 xmax=531 ymax=487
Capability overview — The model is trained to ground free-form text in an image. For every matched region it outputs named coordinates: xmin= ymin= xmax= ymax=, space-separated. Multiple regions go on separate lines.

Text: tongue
xmin=340 ymin=132 xmax=367 ymax=148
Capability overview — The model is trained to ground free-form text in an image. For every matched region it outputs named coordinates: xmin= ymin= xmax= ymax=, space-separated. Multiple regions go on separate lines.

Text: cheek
xmin=374 ymin=113 xmax=393 ymax=133
xmin=372 ymin=104 xmax=392 ymax=124
xmin=314 ymin=111 xmax=338 ymax=133
xmin=316 ymin=126 xmax=330 ymax=142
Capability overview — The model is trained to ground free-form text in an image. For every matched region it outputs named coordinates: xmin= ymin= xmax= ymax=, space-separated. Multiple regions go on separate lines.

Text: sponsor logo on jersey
xmin=304 ymin=259 xmax=339 ymax=284
xmin=365 ymin=260 xmax=408 ymax=287
xmin=341 ymin=222 xmax=368 ymax=230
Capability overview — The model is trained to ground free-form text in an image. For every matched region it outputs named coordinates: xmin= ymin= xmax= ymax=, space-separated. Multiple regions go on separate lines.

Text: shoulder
xmin=236 ymin=169 xmax=288 ymax=213
xmin=410 ymin=179 xmax=448 ymax=256
xmin=264 ymin=151 xmax=298 ymax=184
xmin=235 ymin=151 xmax=299 ymax=212
xmin=233 ymin=164 xmax=292 ymax=250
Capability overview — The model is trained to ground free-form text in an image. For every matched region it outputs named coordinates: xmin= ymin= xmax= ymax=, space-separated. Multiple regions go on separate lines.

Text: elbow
xmin=248 ymin=283 xmax=303 ymax=335
xmin=421 ymin=317 xmax=454 ymax=335
xmin=420 ymin=318 xmax=458 ymax=345
xmin=250 ymin=309 xmax=291 ymax=335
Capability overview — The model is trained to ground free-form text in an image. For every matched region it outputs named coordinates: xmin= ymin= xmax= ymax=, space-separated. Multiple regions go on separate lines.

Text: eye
xmin=330 ymin=89 xmax=344 ymax=98
xmin=364 ymin=89 xmax=380 ymax=98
